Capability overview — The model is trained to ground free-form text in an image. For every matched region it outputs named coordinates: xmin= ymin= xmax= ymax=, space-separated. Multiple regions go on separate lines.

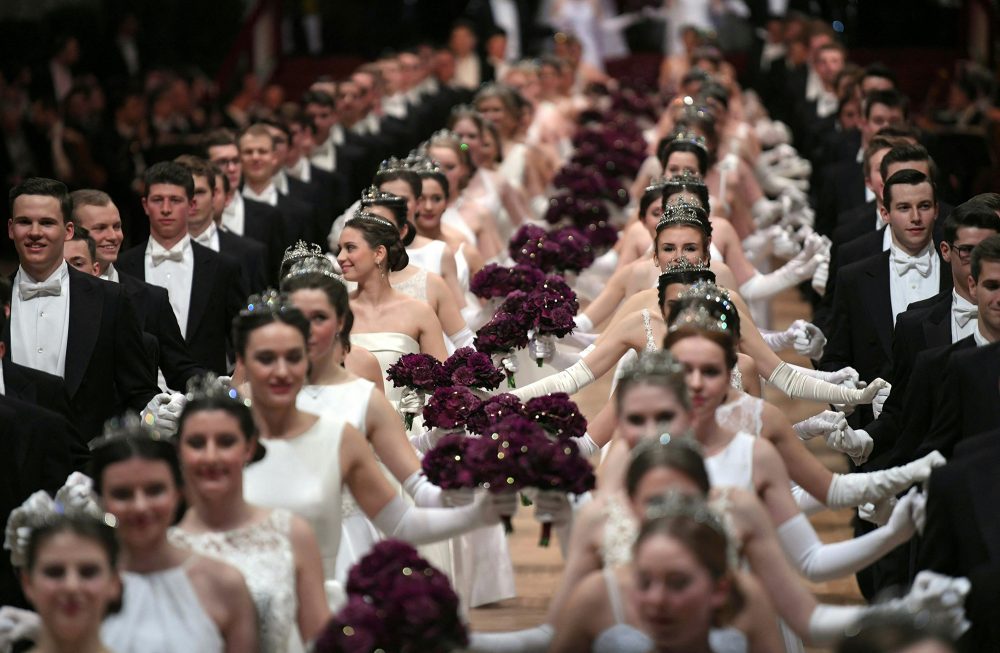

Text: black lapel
xmin=64 ymin=268 xmax=103 ymax=396
xmin=186 ymin=242 xmax=216 ymax=340
xmin=862 ymin=253 xmax=894 ymax=357
xmin=923 ymin=294 xmax=954 ymax=347
xmin=1 ymin=359 xmax=34 ymax=403
xmin=116 ymin=241 xmax=148 ymax=281
xmin=968 ymin=454 xmax=1000 ymax=564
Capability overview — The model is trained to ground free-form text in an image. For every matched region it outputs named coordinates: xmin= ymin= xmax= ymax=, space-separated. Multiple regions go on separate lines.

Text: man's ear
xmin=64 ymin=220 xmax=75 ymax=241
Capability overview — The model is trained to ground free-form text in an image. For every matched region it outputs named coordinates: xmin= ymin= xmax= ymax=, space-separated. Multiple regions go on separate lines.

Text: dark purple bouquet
xmin=474 ymin=303 xmax=533 ymax=387
xmin=510 ymin=224 xmax=562 ymax=272
xmin=320 ymin=540 xmax=467 ymax=653
xmin=525 ymin=393 xmax=588 ymax=441
xmin=465 ymin=415 xmax=544 ymax=534
xmin=520 ymin=276 xmax=578 ymax=367
xmin=421 ymin=432 xmax=476 ymax=490
xmin=421 ymin=386 xmax=482 ymax=430
xmin=386 ymin=353 xmax=446 ymax=429
xmin=529 ymin=438 xmax=596 ymax=546
xmin=581 ymin=220 xmax=619 ymax=251
xmin=550 ymin=226 xmax=595 ymax=273
xmin=466 ymin=393 xmax=526 ymax=435
xmin=470 ymin=263 xmax=547 ymax=301
xmin=442 ymin=347 xmax=505 ymax=391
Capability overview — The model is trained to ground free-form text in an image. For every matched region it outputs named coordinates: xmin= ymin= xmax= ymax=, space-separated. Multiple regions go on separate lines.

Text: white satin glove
xmin=771 ymin=225 xmax=802 ymax=260
xmin=399 ymin=387 xmax=425 ymax=416
xmin=812 ymin=255 xmax=830 ymax=296
xmin=793 ymin=410 xmax=847 ymax=440
xmin=530 ymin=335 xmax=555 ymax=364
xmin=534 ymin=490 xmax=573 ymax=528
xmin=408 ymin=427 xmax=458 ymax=456
xmin=826 ymin=451 xmax=946 ymax=508
xmin=829 ymin=426 xmax=874 ymax=465
xmin=872 ymin=384 xmax=891 ymax=419
xmin=761 ymin=326 xmax=797 ymax=352
xmin=140 ymin=391 xmax=186 ymax=434
xmin=789 ymin=319 xmax=826 ymax=358
xmin=0 ymin=607 xmax=40 ymax=651
xmin=488 ymin=491 xmax=520 ymax=521
xmin=768 ymin=362 xmax=883 ymax=405
xmin=442 ymin=487 xmax=477 ymax=507
xmin=493 ymin=353 xmax=519 ymax=377
xmin=905 ymin=571 xmax=972 ymax=638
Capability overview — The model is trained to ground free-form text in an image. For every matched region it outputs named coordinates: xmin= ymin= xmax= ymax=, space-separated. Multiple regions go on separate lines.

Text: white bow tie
xmin=954 ymin=304 xmax=978 ymax=328
xmin=19 ymin=278 xmax=61 ymax=300
xmin=151 ymin=248 xmax=184 ymax=266
xmin=892 ymin=252 xmax=932 ymax=277
xmin=193 ymin=231 xmax=213 ymax=247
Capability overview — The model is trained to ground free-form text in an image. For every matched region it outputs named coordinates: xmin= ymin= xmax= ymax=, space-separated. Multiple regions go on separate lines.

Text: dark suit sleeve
xmin=863 ymin=317 xmax=922 ymax=459
xmin=915 ymin=352 xmax=964 ymax=460
xmin=110 ymin=284 xmax=160 ymax=410
xmin=223 ymin=256 xmax=247 ymax=363
xmin=818 ymin=266 xmax=854 ymax=373
xmin=150 ymin=285 xmax=207 ymax=392
xmin=917 ymin=466 xmax=958 ymax=576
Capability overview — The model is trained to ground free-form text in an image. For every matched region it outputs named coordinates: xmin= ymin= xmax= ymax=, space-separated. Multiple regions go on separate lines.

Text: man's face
xmin=142 ymin=183 xmax=191 ymax=243
xmin=380 ymin=60 xmax=402 ymax=94
xmin=398 ymin=54 xmax=420 ymax=89
xmin=211 ymin=175 xmax=227 ymax=221
xmin=335 ymin=82 xmax=362 ymax=123
xmin=486 ymin=34 xmax=507 ymax=60
xmin=64 ymin=240 xmax=99 ymax=276
xmin=264 ymin=126 xmax=290 ymax=169
xmin=351 ymin=72 xmax=376 ymax=113
xmin=304 ymin=103 xmax=336 ymax=141
xmin=73 ymin=202 xmax=123 ymax=267
xmin=238 ymin=133 xmax=276 ymax=185
xmin=865 ymin=147 xmax=892 ymax=204
xmin=432 ymin=51 xmax=456 ymax=83
xmin=882 ymin=182 xmax=936 ymax=254
xmin=815 ymin=49 xmax=844 ymax=86
xmin=288 ymin=122 xmax=312 ymax=164
xmin=972 ymin=259 xmax=1000 ymax=336
xmin=839 ymin=100 xmax=861 ymax=131
xmin=9 ymin=195 xmax=72 ymax=275
xmin=207 ymin=144 xmax=241 ymax=191
xmin=862 ymin=103 xmax=905 ymax=144
xmin=188 ymin=174 xmax=215 ymax=232
xmin=945 ymin=226 xmax=997 ymax=292
xmin=449 ymin=27 xmax=476 ymax=56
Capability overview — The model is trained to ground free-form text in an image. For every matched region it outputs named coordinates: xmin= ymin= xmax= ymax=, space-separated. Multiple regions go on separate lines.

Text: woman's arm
xmin=759 ymin=403 xmax=833 ymax=503
xmin=426 ymin=271 xmax=468 ymax=336
xmin=580 ymin=264 xmax=630 ymax=330
xmin=617 ymin=222 xmax=654 ymax=268
xmin=544 ymin=498 xmax=608 ymax=623
xmin=345 ymin=346 xmax=385 ymax=393
xmin=710 ymin=217 xmax=759 ymax=285
xmin=415 ymin=302 xmax=449 ymax=361
xmin=438 ymin=243 xmax=467 ymax=307
xmin=732 ymin=572 xmax=783 ymax=653
xmin=290 ymin=515 xmax=331 ymax=641
xmin=548 ymin=569 xmax=607 ymax=653
xmin=365 ymin=388 xmax=422 ymax=483
xmin=735 ymin=353 xmax=761 ymax=397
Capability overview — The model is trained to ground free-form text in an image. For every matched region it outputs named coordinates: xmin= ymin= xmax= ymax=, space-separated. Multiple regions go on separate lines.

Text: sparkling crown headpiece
xmin=668 ymin=305 xmax=731 ymax=335
xmin=671 ymin=130 xmax=708 ymax=153
xmin=185 ymin=372 xmax=251 ymax=409
xmin=347 ymin=209 xmax=396 ymax=230
xmin=429 ymin=128 xmax=459 ymax=142
xmin=4 ymin=473 xmax=117 ymax=568
xmin=281 ymin=256 xmax=345 ymax=285
xmin=281 ymin=240 xmax=324 ymax=273
xmin=241 ymin=288 xmax=293 ymax=317
xmin=379 ymin=156 xmax=409 ymax=173
xmin=643 ymin=491 xmax=734 ymax=568
xmin=89 ymin=411 xmax=172 ymax=451
xmin=449 ymin=103 xmax=478 ymax=118
xmin=679 ymin=281 xmax=733 ymax=311
xmin=360 ymin=185 xmax=406 ymax=208
xmin=657 ymin=197 xmax=707 ymax=231
xmin=622 ymin=350 xmax=685 ymax=381
xmin=666 ymin=170 xmax=707 ymax=189
xmin=405 ymin=151 xmax=441 ymax=174
xmin=659 ymin=256 xmax=711 ymax=276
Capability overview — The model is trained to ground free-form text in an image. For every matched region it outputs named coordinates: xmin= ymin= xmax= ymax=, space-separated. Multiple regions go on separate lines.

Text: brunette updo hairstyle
xmin=343 ymin=213 xmax=409 ymax=272
xmin=625 ymin=441 xmax=709 ymax=499
xmin=656 ymin=267 xmax=716 ymax=310
xmin=667 ymin=289 xmax=742 ymax=339
xmin=232 ymin=291 xmax=312 ymax=358
xmin=639 ymin=186 xmax=665 ymax=220
xmin=636 ymin=496 xmax=744 ymax=627
xmin=25 ymin=516 xmax=120 ymax=573
xmin=281 ymin=272 xmax=354 ymax=352
xmin=658 ymin=137 xmax=710 ymax=176
xmin=90 ymin=431 xmax=184 ymax=497
xmin=361 ymin=190 xmax=416 ymax=246
xmin=662 ymin=177 xmax=712 ymax=214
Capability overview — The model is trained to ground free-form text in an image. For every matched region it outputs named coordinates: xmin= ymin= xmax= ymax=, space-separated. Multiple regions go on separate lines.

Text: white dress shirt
xmin=285 ymin=157 xmax=312 ymax=183
xmin=145 ymin=235 xmax=194 ymax=338
xmin=101 ymin=263 xmax=120 ymax=283
xmin=309 ymin=133 xmax=338 ymax=172
xmin=10 ymin=261 xmax=71 ymax=378
xmin=881 ymin=225 xmax=892 ymax=252
xmin=973 ymin=322 xmax=991 ymax=347
xmin=805 ymin=67 xmax=823 ymax=101
xmin=454 ymin=54 xmax=482 ymax=90
xmin=221 ymin=192 xmax=246 ymax=236
xmin=888 ymin=241 xmax=940 ymax=323
xmin=0 ymin=363 xmax=5 ymax=395
xmin=192 ymin=221 xmax=220 ymax=252
xmin=242 ymin=183 xmax=279 ymax=207
xmin=490 ymin=0 xmax=520 ymax=60
xmin=951 ymin=290 xmax=978 ymax=342
xmin=273 ymin=170 xmax=290 ymax=196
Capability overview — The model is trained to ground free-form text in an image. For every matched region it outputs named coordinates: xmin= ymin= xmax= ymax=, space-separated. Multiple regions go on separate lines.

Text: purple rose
xmin=525 ymin=393 xmax=588 ymax=440
xmin=422 ymin=386 xmax=481 ymax=430
xmin=466 ymin=393 xmax=525 ymax=435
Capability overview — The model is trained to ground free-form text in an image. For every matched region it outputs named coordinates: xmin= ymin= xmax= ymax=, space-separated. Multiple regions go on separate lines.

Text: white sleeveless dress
xmin=443 ymin=204 xmax=478 ymax=246
xmin=349 ymin=332 xmax=420 ymax=409
xmin=244 ymin=414 xmax=345 ymax=608
xmin=406 ymin=240 xmax=448 ymax=276
xmin=169 ymin=510 xmax=303 ymax=653
xmin=102 ymin=558 xmax=224 ymax=653
xmin=297 ymin=379 xmax=387 ymax=585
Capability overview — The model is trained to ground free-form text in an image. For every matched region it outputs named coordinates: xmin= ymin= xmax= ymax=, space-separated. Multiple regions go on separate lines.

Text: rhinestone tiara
xmin=660 ymin=257 xmax=712 ymax=275
xmin=346 ymin=209 xmax=397 ymax=230
xmin=184 ymin=372 xmax=252 ymax=408
xmin=88 ymin=411 xmax=172 ymax=451
xmin=379 ymin=156 xmax=409 ymax=173
xmin=405 ymin=151 xmax=441 ymax=174
xmin=656 ymin=197 xmax=708 ymax=231
xmin=667 ymin=305 xmax=731 ymax=335
xmin=281 ymin=256 xmax=345 ymax=285
xmin=670 ymin=130 xmax=708 ymax=153
xmin=241 ymin=288 xmax=293 ymax=317
xmin=360 ymin=185 xmax=406 ymax=207
xmin=643 ymin=491 xmax=728 ymax=539
xmin=622 ymin=349 xmax=684 ymax=379
xmin=665 ymin=170 xmax=707 ymax=188
xmin=281 ymin=240 xmax=325 ymax=273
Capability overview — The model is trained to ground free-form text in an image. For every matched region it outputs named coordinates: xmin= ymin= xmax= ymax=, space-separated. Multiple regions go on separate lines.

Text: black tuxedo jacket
xmin=2 ymin=358 xmax=72 ymax=422
xmin=116 ymin=240 xmax=245 ymax=375
xmin=832 ymin=200 xmax=878 ymax=251
xmin=4 ymin=267 xmax=159 ymax=441
xmin=816 ymin=226 xmax=885 ymax=334
xmin=217 ymin=229 xmax=268 ymax=294
xmin=916 ymin=340 xmax=1000 ymax=460
xmin=820 ymin=250 xmax=951 ymax=386
xmin=118 ymin=272 xmax=205 ymax=391
xmin=303 ymin=165 xmax=351 ymax=243
xmin=816 ymin=158 xmax=865 ymax=237
xmin=464 ymin=0 xmax=542 ymax=57
xmin=0 ymin=395 xmax=79 ymax=607
xmin=275 ymin=192 xmax=319 ymax=249
xmin=242 ymin=197 xmax=288 ymax=285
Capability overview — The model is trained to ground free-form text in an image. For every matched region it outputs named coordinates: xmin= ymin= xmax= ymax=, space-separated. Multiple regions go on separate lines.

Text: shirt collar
xmin=273 ymin=169 xmax=289 ymax=195
xmin=242 ymin=183 xmax=278 ymax=206
xmin=17 ymin=260 xmax=69 ymax=285
xmin=147 ymin=234 xmax=192 ymax=257
xmin=101 ymin=263 xmax=120 ymax=283
xmin=191 ymin=221 xmax=218 ymax=247
xmin=286 ymin=157 xmax=311 ymax=182
xmin=974 ymin=323 xmax=991 ymax=347
xmin=889 ymin=239 xmax=934 ymax=261
xmin=953 ymin=289 xmax=975 ymax=312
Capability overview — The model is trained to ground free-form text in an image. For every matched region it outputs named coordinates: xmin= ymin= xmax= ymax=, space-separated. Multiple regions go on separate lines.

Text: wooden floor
xmin=468 ymin=286 xmax=863 ymax=653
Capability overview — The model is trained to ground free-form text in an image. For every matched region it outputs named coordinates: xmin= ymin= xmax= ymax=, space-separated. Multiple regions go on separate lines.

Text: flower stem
xmin=539 ymin=522 xmax=552 ymax=548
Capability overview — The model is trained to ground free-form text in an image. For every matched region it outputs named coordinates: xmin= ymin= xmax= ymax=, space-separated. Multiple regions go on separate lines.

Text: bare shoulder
xmin=288 ymin=513 xmax=318 ymax=550
xmin=187 ymin=554 xmax=248 ymax=598
xmin=345 ymin=347 xmax=383 ymax=389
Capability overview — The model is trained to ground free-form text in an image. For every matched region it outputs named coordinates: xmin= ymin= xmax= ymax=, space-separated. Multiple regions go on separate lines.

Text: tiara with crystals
xmin=185 ymin=372 xmax=251 ymax=408
xmin=241 ymin=288 xmax=293 ymax=317
xmin=667 ymin=305 xmax=731 ymax=335
xmin=622 ymin=350 xmax=685 ymax=380
xmin=670 ymin=130 xmax=708 ymax=153
xmin=88 ymin=411 xmax=172 ymax=451
xmin=281 ymin=240 xmax=325 ymax=272
xmin=644 ymin=490 xmax=730 ymax=541
xmin=4 ymin=473 xmax=118 ymax=568
xmin=379 ymin=156 xmax=409 ymax=173
xmin=405 ymin=151 xmax=441 ymax=174
xmin=679 ymin=281 xmax=733 ymax=308
xmin=657 ymin=197 xmax=708 ymax=231
xmin=660 ymin=257 xmax=711 ymax=276
xmin=281 ymin=256 xmax=346 ymax=285
xmin=360 ymin=185 xmax=406 ymax=207
xmin=665 ymin=170 xmax=707 ymax=188
xmin=346 ymin=209 xmax=396 ymax=230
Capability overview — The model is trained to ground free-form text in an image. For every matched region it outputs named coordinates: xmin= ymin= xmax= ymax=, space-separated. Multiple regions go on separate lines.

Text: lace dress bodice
xmin=350 ymin=332 xmax=421 ymax=408
xmin=169 ymin=510 xmax=301 ymax=653
xmin=716 ymin=393 xmax=764 ymax=438
xmin=393 ymin=267 xmax=429 ymax=301
xmin=102 ymin=558 xmax=224 ymax=653
xmin=406 ymin=240 xmax=447 ymax=275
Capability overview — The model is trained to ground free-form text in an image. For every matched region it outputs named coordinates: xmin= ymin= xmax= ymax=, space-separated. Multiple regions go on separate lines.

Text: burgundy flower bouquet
xmin=386 ymin=353 xmax=446 ymax=430
xmin=525 ymin=393 xmax=587 ymax=441
xmin=315 ymin=540 xmax=467 ymax=653
xmin=530 ymin=438 xmax=596 ymax=546
xmin=466 ymin=393 xmax=526 ymax=436
xmin=550 ymin=226 xmax=595 ymax=273
xmin=441 ymin=347 xmax=505 ymax=392
xmin=421 ymin=432 xmax=476 ymax=490
xmin=509 ymin=224 xmax=562 ymax=272
xmin=421 ymin=386 xmax=482 ymax=431
xmin=473 ymin=302 xmax=533 ymax=388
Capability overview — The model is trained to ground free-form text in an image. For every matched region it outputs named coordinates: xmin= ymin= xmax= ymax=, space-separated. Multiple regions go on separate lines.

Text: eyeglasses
xmin=950 ymin=243 xmax=976 ymax=262
xmin=212 ymin=157 xmax=240 ymax=168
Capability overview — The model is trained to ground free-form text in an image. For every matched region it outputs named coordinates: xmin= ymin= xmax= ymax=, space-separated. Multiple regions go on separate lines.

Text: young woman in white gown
xmin=335 ymin=211 xmax=449 ymax=409
xmin=233 ymin=290 xmax=508 ymax=608
xmin=89 ymin=429 xmax=259 ymax=653
xmin=169 ymin=382 xmax=329 ymax=653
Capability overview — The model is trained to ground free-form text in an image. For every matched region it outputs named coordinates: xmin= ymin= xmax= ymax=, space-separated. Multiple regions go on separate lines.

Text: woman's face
xmin=633 ymin=533 xmax=727 ymax=649
xmin=451 ymin=117 xmax=483 ymax=166
xmin=178 ymin=410 xmax=254 ymax=500
xmin=417 ymin=178 xmax=447 ymax=231
xmin=100 ymin=458 xmax=180 ymax=551
xmin=22 ymin=532 xmax=120 ymax=642
xmin=642 ymin=199 xmax=663 ymax=234
xmin=476 ymin=96 xmax=516 ymax=136
xmin=240 ymin=321 xmax=309 ymax=410
xmin=666 ymin=151 xmax=701 ymax=178
xmin=379 ymin=179 xmax=417 ymax=223
xmin=429 ymin=146 xmax=467 ymax=200
xmin=655 ymin=225 xmax=707 ymax=268
xmin=290 ymin=288 xmax=343 ymax=364
xmin=659 ymin=282 xmax=690 ymax=321
xmin=618 ymin=382 xmax=692 ymax=450
xmin=669 ymin=335 xmax=731 ymax=420
xmin=480 ymin=129 xmax=499 ymax=166
xmin=337 ymin=226 xmax=381 ymax=281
